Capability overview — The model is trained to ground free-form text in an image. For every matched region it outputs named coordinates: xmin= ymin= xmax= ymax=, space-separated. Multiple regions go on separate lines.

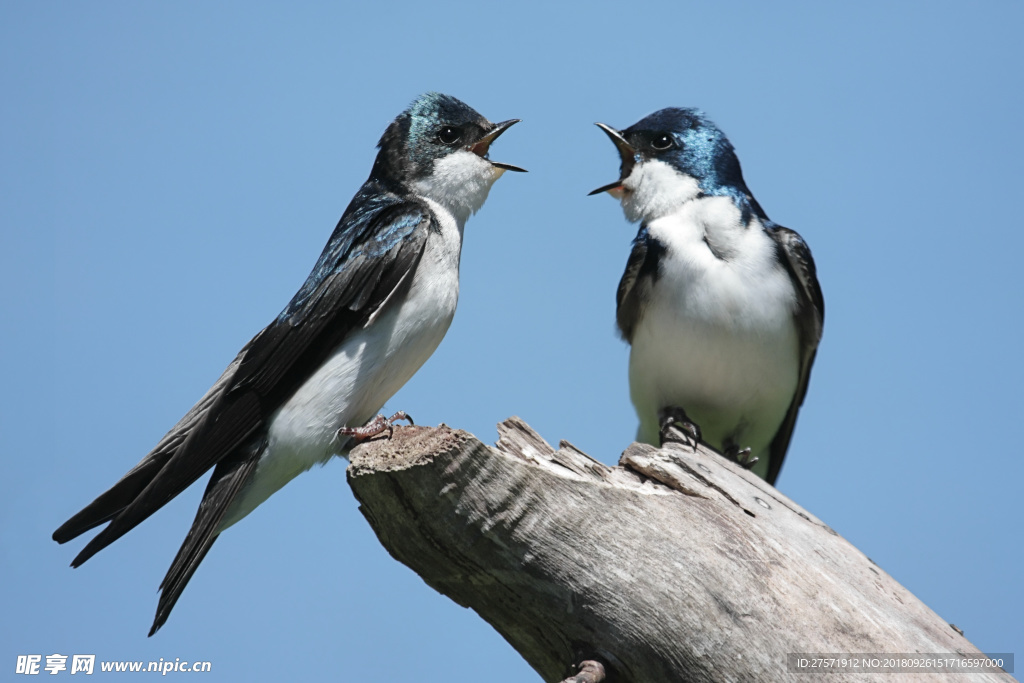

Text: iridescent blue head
xmin=371 ymin=92 xmax=525 ymax=187
xmin=591 ymin=108 xmax=762 ymax=223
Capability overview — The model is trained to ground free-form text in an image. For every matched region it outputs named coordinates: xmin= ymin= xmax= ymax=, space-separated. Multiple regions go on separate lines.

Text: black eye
xmin=651 ymin=133 xmax=674 ymax=151
xmin=437 ymin=126 xmax=461 ymax=145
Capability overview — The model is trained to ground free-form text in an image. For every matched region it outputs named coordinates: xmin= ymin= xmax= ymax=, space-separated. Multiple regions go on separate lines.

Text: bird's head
xmin=373 ymin=93 xmax=525 ymax=221
xmin=590 ymin=108 xmax=749 ymax=224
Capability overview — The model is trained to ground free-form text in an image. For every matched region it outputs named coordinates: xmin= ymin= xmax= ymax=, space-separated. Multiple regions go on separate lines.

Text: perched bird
xmin=53 ymin=92 xmax=524 ymax=634
xmin=591 ymin=108 xmax=822 ymax=485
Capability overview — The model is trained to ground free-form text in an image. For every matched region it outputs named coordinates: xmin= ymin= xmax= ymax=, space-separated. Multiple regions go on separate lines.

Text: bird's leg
xmin=336 ymin=411 xmax=414 ymax=442
xmin=658 ymin=406 xmax=702 ymax=452
xmin=723 ymin=443 xmax=759 ymax=470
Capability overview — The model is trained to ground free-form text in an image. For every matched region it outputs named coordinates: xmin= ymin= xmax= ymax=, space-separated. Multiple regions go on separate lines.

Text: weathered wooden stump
xmin=347 ymin=418 xmax=1011 ymax=682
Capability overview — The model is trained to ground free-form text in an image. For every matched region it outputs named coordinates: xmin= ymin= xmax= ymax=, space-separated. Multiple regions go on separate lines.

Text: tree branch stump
xmin=347 ymin=418 xmax=1011 ymax=682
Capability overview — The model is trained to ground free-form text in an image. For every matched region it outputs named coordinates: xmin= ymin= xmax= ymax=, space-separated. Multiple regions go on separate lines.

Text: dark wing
xmin=765 ymin=226 xmax=824 ymax=485
xmin=616 ymin=226 xmax=666 ymax=342
xmin=54 ymin=188 xmax=432 ymax=568
xmin=148 ymin=436 xmax=264 ymax=635
xmin=52 ymin=352 xmax=245 ymax=544
xmin=145 ymin=197 xmax=432 ymax=635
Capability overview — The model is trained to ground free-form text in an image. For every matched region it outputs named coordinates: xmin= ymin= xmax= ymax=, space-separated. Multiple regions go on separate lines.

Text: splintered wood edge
xmin=348 ymin=418 xmax=751 ymax=499
xmin=347 ymin=419 xmax=829 ymax=529
xmin=349 ymin=418 xmax=619 ymax=483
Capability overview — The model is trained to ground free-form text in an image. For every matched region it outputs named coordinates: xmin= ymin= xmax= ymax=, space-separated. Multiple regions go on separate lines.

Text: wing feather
xmin=765 ymin=226 xmax=824 ymax=485
xmin=56 ymin=187 xmax=432 ymax=567
xmin=616 ymin=226 xmax=665 ymax=342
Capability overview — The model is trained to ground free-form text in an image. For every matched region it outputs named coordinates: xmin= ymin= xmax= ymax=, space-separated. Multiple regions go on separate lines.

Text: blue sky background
xmin=2 ymin=2 xmax=1021 ymax=680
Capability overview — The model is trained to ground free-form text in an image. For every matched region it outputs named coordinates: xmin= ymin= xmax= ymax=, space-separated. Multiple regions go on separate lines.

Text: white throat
xmin=413 ymin=150 xmax=505 ymax=226
xmin=618 ymin=159 xmax=702 ymax=224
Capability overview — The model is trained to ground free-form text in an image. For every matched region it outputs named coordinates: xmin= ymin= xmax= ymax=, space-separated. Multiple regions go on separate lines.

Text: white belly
xmin=630 ymin=299 xmax=799 ymax=454
xmin=629 ymin=205 xmax=800 ymax=458
xmin=220 ymin=208 xmax=462 ymax=529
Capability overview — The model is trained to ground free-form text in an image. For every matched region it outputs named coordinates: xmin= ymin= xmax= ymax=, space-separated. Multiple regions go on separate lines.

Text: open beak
xmin=472 ymin=119 xmax=527 ymax=173
xmin=588 ymin=122 xmax=636 ymax=196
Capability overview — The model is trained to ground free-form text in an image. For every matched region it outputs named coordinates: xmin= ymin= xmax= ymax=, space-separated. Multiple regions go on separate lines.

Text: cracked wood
xmin=347 ymin=418 xmax=1009 ymax=682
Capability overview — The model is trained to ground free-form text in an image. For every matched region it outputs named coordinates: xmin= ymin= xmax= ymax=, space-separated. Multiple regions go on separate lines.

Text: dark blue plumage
xmin=618 ymin=108 xmax=768 ymax=226
xmin=284 ymin=185 xmax=426 ymax=320
xmin=593 ymin=107 xmax=823 ymax=485
xmin=53 ymin=92 xmax=523 ymax=635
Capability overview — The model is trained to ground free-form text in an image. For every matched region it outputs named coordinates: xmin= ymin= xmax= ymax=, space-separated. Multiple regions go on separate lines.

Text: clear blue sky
xmin=3 ymin=2 xmax=1021 ymax=680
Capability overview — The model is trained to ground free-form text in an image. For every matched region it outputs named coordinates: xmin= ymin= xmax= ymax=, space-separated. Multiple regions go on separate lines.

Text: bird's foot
xmin=723 ymin=444 xmax=759 ymax=470
xmin=658 ymin=406 xmax=702 ymax=452
xmin=336 ymin=411 xmax=414 ymax=442
xmin=560 ymin=660 xmax=606 ymax=683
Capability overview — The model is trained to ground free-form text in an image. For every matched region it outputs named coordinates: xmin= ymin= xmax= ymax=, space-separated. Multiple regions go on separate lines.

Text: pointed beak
xmin=588 ymin=122 xmax=636 ymax=196
xmin=472 ymin=119 xmax=527 ymax=173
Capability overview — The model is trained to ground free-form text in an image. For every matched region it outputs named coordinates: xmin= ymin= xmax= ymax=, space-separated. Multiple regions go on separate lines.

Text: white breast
xmin=628 ymin=196 xmax=800 ymax=458
xmin=220 ymin=198 xmax=463 ymax=529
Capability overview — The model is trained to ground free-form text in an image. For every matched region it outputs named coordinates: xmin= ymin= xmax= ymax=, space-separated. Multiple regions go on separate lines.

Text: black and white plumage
xmin=53 ymin=93 xmax=524 ymax=635
xmin=592 ymin=108 xmax=823 ymax=485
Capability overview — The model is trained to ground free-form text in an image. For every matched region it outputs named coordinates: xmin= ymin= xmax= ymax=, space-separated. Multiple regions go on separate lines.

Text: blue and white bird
xmin=591 ymin=108 xmax=823 ymax=485
xmin=53 ymin=92 xmax=524 ymax=634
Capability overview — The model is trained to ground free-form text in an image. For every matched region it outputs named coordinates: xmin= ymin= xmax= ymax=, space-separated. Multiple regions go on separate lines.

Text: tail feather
xmin=52 ymin=354 xmax=243 ymax=552
xmin=53 ymin=456 xmax=170 ymax=546
xmin=149 ymin=441 xmax=262 ymax=636
xmin=66 ymin=391 xmax=262 ymax=568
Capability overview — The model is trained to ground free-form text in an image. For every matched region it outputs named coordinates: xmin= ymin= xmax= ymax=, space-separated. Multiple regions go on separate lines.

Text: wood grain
xmin=347 ymin=418 xmax=1011 ymax=682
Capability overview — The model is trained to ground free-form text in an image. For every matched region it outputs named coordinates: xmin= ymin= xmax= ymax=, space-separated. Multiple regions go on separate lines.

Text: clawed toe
xmin=658 ymin=406 xmax=702 ymax=452
xmin=336 ymin=411 xmax=414 ymax=442
xmin=724 ymin=445 xmax=758 ymax=470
